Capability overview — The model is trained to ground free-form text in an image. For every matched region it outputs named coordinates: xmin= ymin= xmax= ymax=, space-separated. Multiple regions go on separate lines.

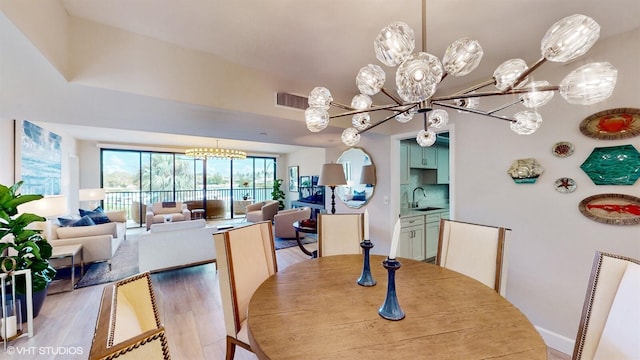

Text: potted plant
xmin=0 ymin=181 xmax=56 ymax=318
xmin=271 ymin=178 xmax=286 ymax=210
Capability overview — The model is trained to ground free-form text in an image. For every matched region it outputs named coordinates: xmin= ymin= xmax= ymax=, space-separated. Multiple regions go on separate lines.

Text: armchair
xmin=274 ymin=207 xmax=311 ymax=239
xmin=245 ymin=200 xmax=279 ymax=223
xmin=145 ymin=201 xmax=191 ymax=230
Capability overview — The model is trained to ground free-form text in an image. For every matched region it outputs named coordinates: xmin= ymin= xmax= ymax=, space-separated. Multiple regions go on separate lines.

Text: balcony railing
xmin=103 ymin=188 xmax=274 ymax=227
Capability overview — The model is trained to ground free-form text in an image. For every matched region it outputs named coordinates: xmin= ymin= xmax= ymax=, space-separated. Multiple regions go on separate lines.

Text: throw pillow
xmin=79 ymin=206 xmax=111 ymax=224
xmin=71 ymin=215 xmax=96 ymax=227
xmin=353 ymin=190 xmax=366 ymax=201
xmin=58 ymin=216 xmax=78 ymax=227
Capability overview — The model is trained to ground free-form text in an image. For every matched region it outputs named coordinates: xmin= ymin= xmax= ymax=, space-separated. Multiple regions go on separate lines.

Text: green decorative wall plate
xmin=580 ymin=145 xmax=640 ymax=185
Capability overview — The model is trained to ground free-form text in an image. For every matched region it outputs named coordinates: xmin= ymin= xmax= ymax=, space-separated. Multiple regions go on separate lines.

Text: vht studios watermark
xmin=6 ymin=346 xmax=84 ymax=356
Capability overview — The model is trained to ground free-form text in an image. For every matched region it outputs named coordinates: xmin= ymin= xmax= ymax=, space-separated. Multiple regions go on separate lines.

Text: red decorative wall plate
xmin=580 ymin=108 xmax=640 ymax=140
xmin=578 ymin=193 xmax=640 ymax=225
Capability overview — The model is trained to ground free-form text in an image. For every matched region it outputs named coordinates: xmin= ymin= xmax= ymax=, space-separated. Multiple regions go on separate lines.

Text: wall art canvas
xmin=16 ymin=120 xmax=62 ymax=195
xmin=288 ymin=166 xmax=299 ymax=192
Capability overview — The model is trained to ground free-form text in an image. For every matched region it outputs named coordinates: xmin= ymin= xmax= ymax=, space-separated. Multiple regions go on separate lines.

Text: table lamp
xmin=79 ymin=188 xmax=105 ymax=209
xmin=318 ymin=163 xmax=347 ymax=214
xmin=360 ymin=164 xmax=376 ymax=186
xmin=17 ymin=195 xmax=68 ymax=240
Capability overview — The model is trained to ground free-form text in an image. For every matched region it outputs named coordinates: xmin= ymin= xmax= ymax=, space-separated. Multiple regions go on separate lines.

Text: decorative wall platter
xmin=552 ymin=141 xmax=574 ymax=158
xmin=580 ymin=108 xmax=640 ymax=140
xmin=507 ymin=158 xmax=544 ymax=184
xmin=580 ymin=145 xmax=640 ymax=185
xmin=578 ymin=193 xmax=640 ymax=225
xmin=554 ymin=177 xmax=576 ymax=194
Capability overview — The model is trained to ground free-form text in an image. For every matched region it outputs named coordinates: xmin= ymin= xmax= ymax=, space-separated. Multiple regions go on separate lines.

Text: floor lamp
xmin=318 ymin=163 xmax=347 ymax=214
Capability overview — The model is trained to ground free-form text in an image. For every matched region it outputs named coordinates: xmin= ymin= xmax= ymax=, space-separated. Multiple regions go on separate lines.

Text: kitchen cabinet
xmin=399 ymin=215 xmax=425 ymax=261
xmin=400 ymin=143 xmax=409 ymax=185
xmin=425 ymin=210 xmax=449 ymax=260
xmin=409 ymin=143 xmax=437 ymax=169
xmin=423 ymin=146 xmax=449 ymax=184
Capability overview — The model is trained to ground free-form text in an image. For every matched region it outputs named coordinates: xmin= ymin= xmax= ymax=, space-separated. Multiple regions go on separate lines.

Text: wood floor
xmin=9 ymin=241 xmax=570 ymax=359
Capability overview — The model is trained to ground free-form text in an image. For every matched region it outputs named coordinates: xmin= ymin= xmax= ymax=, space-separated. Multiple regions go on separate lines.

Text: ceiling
xmin=7 ymin=0 xmax=640 ymax=153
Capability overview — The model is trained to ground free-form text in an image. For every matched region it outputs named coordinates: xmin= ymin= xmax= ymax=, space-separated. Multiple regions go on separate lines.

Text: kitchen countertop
xmin=400 ymin=204 xmax=449 ymax=217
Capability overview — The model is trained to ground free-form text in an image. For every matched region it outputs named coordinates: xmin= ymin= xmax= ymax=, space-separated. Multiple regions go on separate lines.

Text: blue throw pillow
xmin=58 ymin=217 xmax=78 ymax=227
xmin=71 ymin=215 xmax=96 ymax=227
xmin=353 ymin=190 xmax=366 ymax=201
xmin=79 ymin=207 xmax=111 ymax=224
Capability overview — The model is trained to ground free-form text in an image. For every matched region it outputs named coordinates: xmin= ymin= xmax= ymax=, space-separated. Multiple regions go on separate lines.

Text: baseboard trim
xmin=536 ymin=325 xmax=574 ymax=356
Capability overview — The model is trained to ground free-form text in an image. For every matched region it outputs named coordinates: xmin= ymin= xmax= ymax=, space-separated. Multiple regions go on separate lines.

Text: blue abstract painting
xmin=20 ymin=120 xmax=62 ymax=195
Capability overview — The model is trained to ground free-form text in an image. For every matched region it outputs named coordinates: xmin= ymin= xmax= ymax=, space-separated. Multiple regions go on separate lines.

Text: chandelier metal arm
xmin=380 ymin=87 xmax=405 ymax=105
xmin=431 ymin=85 xmax=559 ymax=102
xmin=503 ymin=57 xmax=547 ymax=92
xmin=432 ymin=101 xmax=515 ymax=123
xmin=328 ymin=104 xmax=407 ymax=119
xmin=451 ymin=78 xmax=496 ymax=97
xmin=488 ymin=98 xmax=525 ymax=115
xmin=357 ymin=110 xmax=405 ymax=134
xmin=329 ymin=101 xmax=355 ymax=111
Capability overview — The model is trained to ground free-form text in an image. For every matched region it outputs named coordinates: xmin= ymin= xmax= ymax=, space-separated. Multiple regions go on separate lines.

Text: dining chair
xmin=213 ymin=221 xmax=278 ymax=360
xmin=317 ymin=213 xmax=363 ymax=257
xmin=572 ymin=251 xmax=640 ymax=360
xmin=436 ymin=219 xmax=511 ymax=296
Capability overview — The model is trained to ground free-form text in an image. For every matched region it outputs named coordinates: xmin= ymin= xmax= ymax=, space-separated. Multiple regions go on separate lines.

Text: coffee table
xmin=50 ymin=244 xmax=84 ymax=293
xmin=292 ymin=221 xmax=317 ymax=258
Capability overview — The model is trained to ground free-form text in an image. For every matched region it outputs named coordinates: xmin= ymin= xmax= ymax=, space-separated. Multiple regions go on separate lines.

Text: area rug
xmin=274 ymin=234 xmax=317 ymax=250
xmin=74 ymin=235 xmax=140 ymax=288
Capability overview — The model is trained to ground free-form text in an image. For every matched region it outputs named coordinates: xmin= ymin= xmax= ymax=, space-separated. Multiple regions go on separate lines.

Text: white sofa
xmin=145 ymin=201 xmax=191 ymax=230
xmin=49 ymin=210 xmax=127 ymax=268
xmin=138 ymin=219 xmax=217 ymax=273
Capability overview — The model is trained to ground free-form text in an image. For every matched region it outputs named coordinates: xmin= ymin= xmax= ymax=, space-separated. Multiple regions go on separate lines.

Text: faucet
xmin=411 ymin=187 xmax=426 ymax=208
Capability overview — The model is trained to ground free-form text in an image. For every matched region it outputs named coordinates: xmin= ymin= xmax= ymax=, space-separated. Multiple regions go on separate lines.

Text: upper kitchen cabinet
xmin=423 ymin=146 xmax=450 ymax=184
xmin=400 ymin=142 xmax=410 ymax=185
xmin=409 ymin=143 xmax=437 ymax=169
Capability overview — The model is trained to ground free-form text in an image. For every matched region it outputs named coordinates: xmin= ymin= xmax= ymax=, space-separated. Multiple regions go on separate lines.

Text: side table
xmin=50 ymin=244 xmax=84 ymax=293
xmin=192 ymin=209 xmax=205 ymax=220
xmin=292 ymin=221 xmax=318 ymax=258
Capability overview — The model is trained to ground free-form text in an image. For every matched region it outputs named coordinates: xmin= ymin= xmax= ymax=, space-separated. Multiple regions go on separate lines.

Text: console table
xmin=291 ymin=201 xmax=324 ymax=220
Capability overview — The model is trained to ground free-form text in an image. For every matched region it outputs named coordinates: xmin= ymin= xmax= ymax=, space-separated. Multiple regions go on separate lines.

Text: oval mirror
xmin=336 ymin=147 xmax=375 ymax=208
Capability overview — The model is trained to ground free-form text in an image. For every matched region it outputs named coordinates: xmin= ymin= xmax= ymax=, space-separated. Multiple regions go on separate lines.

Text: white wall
xmin=449 ymin=28 xmax=640 ymax=353
xmin=285 ymin=147 xmax=325 ymax=208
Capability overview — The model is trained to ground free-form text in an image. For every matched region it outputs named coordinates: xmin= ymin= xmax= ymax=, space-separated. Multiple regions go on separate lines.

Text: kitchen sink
xmin=415 ymin=207 xmax=443 ymax=211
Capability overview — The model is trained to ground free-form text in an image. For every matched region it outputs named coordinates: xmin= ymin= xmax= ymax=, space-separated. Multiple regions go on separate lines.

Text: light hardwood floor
xmin=9 ymin=240 xmax=570 ymax=359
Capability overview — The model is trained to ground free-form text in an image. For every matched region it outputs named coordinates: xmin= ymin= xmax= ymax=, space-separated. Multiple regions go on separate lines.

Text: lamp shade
xmin=17 ymin=195 xmax=68 ymax=217
xmin=318 ymin=163 xmax=347 ymax=187
xmin=79 ymin=188 xmax=105 ymax=201
xmin=360 ymin=164 xmax=377 ymax=185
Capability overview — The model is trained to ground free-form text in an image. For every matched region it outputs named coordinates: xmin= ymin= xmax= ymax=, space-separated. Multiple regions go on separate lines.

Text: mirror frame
xmin=336 ymin=147 xmax=375 ymax=208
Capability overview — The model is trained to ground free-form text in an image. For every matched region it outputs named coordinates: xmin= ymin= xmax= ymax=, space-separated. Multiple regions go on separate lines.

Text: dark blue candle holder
xmin=378 ymin=258 xmax=405 ymax=321
xmin=357 ymin=240 xmax=376 ymax=287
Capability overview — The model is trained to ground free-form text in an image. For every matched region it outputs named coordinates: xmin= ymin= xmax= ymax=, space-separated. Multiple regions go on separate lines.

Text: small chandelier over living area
xmin=304 ymin=4 xmax=617 ymax=148
xmin=185 ymin=140 xmax=247 ymax=160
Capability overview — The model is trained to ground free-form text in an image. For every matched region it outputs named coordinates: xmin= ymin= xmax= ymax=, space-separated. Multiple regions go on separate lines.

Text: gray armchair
xmin=273 ymin=207 xmax=311 ymax=239
xmin=246 ymin=200 xmax=280 ymax=223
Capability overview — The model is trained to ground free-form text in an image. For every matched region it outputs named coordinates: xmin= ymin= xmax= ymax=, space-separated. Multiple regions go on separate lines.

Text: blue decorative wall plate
xmin=580 ymin=145 xmax=640 ymax=185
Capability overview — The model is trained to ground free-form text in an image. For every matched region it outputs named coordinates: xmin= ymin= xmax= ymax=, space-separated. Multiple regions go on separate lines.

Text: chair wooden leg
xmin=226 ymin=336 xmax=236 ymax=360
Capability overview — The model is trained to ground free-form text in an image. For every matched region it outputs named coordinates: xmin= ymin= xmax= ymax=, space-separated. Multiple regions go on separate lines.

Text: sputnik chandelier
xmin=304 ymin=10 xmax=617 ymax=147
xmin=185 ymin=140 xmax=247 ymax=159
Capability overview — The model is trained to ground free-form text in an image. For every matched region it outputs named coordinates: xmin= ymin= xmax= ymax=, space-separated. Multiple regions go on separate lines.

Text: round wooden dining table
xmin=248 ymin=254 xmax=547 ymax=360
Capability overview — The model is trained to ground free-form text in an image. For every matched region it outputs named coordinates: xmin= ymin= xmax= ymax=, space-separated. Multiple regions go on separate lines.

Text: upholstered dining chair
xmin=572 ymin=251 xmax=640 ymax=360
xmin=317 ymin=213 xmax=363 ymax=257
xmin=213 ymin=221 xmax=278 ymax=360
xmin=436 ymin=219 xmax=511 ymax=296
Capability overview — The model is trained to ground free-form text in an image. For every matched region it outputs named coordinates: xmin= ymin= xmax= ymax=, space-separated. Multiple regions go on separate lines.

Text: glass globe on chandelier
xmin=305 ymin=13 xmax=617 ymax=147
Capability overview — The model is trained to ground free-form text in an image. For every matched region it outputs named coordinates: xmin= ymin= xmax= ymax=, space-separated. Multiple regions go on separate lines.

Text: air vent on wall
xmin=276 ymin=92 xmax=308 ymax=110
